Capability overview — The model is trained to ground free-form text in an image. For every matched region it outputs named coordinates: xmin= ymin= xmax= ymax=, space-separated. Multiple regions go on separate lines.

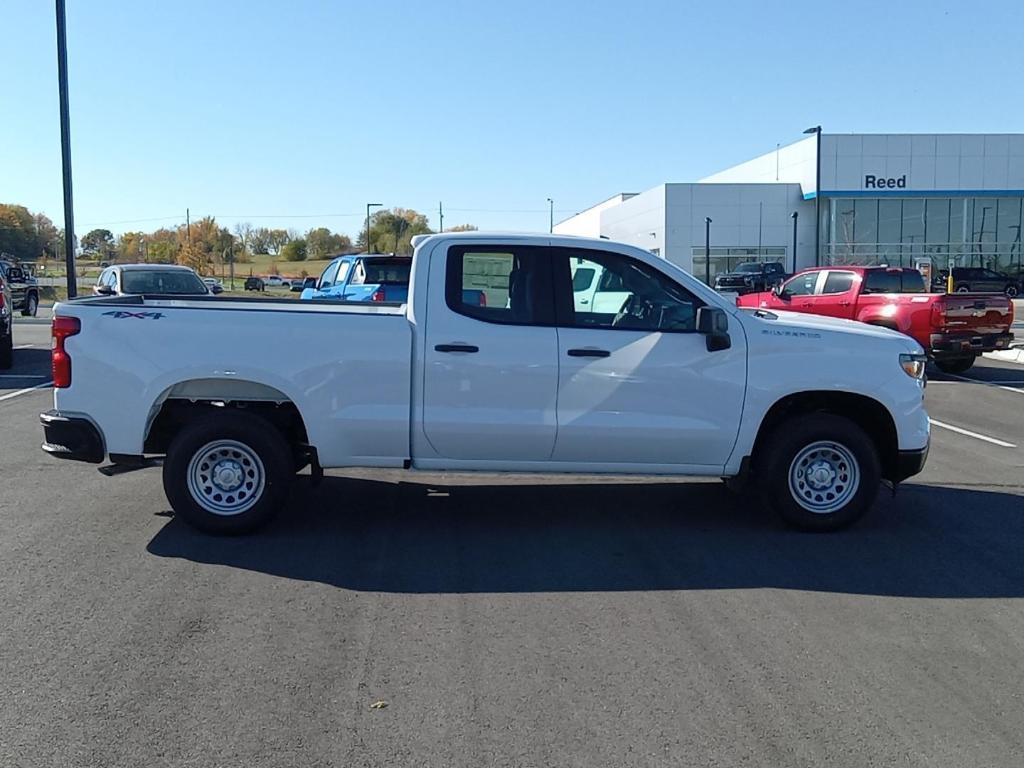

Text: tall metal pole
xmin=547 ymin=198 xmax=553 ymax=233
xmin=186 ymin=207 xmax=191 ymax=248
xmin=704 ymin=217 xmax=712 ymax=285
xmin=815 ymin=129 xmax=822 ymax=266
xmin=365 ymin=203 xmax=381 ymax=254
xmin=791 ymin=211 xmax=799 ymax=274
xmin=56 ymin=0 xmax=77 ymax=297
xmin=438 ymin=201 xmax=443 ymax=233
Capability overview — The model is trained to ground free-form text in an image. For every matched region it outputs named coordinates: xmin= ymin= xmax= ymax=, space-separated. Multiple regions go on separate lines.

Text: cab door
xmin=798 ymin=270 xmax=859 ymax=319
xmin=550 ymin=247 xmax=746 ymax=468
xmin=420 ymin=243 xmax=559 ymax=462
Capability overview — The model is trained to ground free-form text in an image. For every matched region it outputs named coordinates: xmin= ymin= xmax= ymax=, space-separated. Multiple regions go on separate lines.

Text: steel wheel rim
xmin=186 ymin=439 xmax=265 ymax=516
xmin=788 ymin=440 xmax=860 ymax=515
xmin=27 ymin=295 xmax=37 ymax=315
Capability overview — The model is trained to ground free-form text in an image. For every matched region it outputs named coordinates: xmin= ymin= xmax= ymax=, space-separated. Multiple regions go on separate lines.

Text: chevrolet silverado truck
xmin=40 ymin=233 xmax=930 ymax=534
xmin=738 ymin=266 xmax=1014 ymax=374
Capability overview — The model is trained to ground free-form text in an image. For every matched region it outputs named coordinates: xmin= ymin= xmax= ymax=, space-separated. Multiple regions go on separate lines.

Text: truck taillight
xmin=371 ymin=287 xmax=385 ymax=302
xmin=478 ymin=292 xmax=487 ymax=307
xmin=52 ymin=316 xmax=81 ymax=388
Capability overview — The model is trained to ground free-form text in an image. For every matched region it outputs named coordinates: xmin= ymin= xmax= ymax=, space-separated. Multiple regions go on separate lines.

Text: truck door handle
xmin=435 ymin=343 xmax=479 ymax=353
xmin=567 ymin=348 xmax=611 ymax=358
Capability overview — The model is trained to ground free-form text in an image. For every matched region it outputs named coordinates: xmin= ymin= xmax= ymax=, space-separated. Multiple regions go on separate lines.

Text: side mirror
xmin=772 ymin=284 xmax=790 ymax=300
xmin=211 ymin=285 xmax=224 ymax=294
xmin=96 ymin=285 xmax=114 ymax=296
xmin=697 ymin=307 xmax=731 ymax=352
xmin=299 ymin=287 xmax=315 ymax=301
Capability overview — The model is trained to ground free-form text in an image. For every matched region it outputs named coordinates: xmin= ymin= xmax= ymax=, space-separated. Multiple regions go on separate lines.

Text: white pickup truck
xmin=41 ymin=233 xmax=930 ymax=534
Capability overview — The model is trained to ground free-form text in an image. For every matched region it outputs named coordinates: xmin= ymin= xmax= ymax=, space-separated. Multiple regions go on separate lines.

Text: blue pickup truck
xmin=300 ymin=254 xmax=412 ymax=303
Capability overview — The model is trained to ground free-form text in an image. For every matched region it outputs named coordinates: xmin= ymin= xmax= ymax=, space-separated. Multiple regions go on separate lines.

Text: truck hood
xmin=738 ymin=308 xmax=924 ymax=351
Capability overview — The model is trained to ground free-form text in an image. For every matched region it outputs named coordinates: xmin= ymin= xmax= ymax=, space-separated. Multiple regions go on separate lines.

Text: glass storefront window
xmin=853 ymin=199 xmax=878 ymax=257
xmin=877 ymin=200 xmax=902 ymax=261
xmin=901 ymin=199 xmax=925 ymax=259
xmin=996 ymin=198 xmax=1022 ymax=273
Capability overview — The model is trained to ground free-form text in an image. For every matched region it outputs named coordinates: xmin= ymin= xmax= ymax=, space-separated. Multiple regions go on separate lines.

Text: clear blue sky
xmin=3 ymin=0 xmax=1022 ymax=239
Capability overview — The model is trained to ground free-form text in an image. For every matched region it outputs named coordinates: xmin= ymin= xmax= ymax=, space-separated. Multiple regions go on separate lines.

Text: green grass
xmin=235 ymin=253 xmax=335 ymax=279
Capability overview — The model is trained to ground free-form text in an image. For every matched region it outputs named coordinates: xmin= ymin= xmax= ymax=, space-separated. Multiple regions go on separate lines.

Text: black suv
xmin=1 ymin=275 xmax=12 ymax=369
xmin=714 ymin=262 xmax=788 ymax=295
xmin=933 ymin=267 xmax=1019 ymax=297
xmin=0 ymin=260 xmax=40 ymax=316
xmin=244 ymin=276 xmax=265 ymax=292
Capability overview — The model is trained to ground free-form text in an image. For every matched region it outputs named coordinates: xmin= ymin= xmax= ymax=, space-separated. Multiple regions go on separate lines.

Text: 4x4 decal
xmin=102 ymin=310 xmax=165 ymax=320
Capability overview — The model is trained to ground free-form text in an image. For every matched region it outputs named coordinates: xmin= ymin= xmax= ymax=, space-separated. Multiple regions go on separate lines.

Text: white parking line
xmin=0 ymin=381 xmax=53 ymax=403
xmin=943 ymin=372 xmax=1024 ymax=395
xmin=929 ymin=418 xmax=1017 ymax=448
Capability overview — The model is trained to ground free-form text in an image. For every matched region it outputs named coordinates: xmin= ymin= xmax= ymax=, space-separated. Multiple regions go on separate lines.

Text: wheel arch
xmin=751 ymin=390 xmax=900 ymax=481
xmin=143 ymin=377 xmax=310 ymax=456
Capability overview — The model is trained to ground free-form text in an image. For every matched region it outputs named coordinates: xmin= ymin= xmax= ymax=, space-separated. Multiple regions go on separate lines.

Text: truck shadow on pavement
xmin=147 ymin=477 xmax=1024 ymax=598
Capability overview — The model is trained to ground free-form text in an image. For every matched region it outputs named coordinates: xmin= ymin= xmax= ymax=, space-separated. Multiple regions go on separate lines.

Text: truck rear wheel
xmin=22 ymin=292 xmax=38 ymax=317
xmin=162 ymin=412 xmax=292 ymax=534
xmin=757 ymin=414 xmax=881 ymax=532
xmin=935 ymin=355 xmax=976 ymax=374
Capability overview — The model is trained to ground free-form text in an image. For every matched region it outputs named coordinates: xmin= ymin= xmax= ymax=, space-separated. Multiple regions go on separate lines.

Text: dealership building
xmin=554 ymin=133 xmax=1024 ymax=283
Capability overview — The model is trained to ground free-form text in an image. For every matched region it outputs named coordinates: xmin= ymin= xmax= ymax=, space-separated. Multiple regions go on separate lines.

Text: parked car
xmin=714 ymin=262 xmax=788 ymax=295
xmin=738 ymin=266 xmax=1014 ymax=373
xmin=0 ymin=276 xmax=12 ymax=369
xmin=291 ymin=277 xmax=316 ymax=293
xmin=301 ymin=255 xmax=412 ymax=302
xmin=201 ymin=277 xmax=224 ymax=294
xmin=244 ymin=276 xmax=266 ymax=292
xmin=0 ymin=259 xmax=40 ymax=316
xmin=41 ymin=233 xmax=929 ymax=535
xmin=264 ymin=275 xmax=286 ymax=288
xmin=933 ymin=267 xmax=1019 ymax=297
xmin=93 ymin=264 xmax=212 ymax=296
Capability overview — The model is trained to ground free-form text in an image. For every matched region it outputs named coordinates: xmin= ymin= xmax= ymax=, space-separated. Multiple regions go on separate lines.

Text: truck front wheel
xmin=163 ymin=412 xmax=293 ymax=534
xmin=758 ymin=414 xmax=881 ymax=532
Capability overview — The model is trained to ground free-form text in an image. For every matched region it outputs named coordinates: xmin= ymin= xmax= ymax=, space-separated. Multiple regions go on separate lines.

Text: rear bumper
xmin=40 ymin=410 xmax=105 ymax=464
xmin=890 ymin=441 xmax=930 ymax=484
xmin=930 ymin=331 xmax=1013 ymax=358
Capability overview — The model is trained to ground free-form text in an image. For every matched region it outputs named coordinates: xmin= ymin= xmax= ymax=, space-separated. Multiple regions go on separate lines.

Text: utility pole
xmin=366 ymin=202 xmax=382 ymax=254
xmin=547 ymin=198 xmax=554 ymax=233
xmin=56 ymin=0 xmax=77 ymax=297
xmin=704 ymin=217 xmax=712 ymax=286
xmin=186 ymin=207 xmax=192 ymax=249
xmin=438 ymin=201 xmax=444 ymax=233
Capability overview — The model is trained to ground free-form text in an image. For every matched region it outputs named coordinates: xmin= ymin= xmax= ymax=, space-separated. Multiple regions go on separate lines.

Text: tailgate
xmin=937 ymin=294 xmax=1014 ymax=334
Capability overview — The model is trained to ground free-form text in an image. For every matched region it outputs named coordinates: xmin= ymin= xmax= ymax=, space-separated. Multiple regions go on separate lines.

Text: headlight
xmin=899 ymin=353 xmax=928 ymax=379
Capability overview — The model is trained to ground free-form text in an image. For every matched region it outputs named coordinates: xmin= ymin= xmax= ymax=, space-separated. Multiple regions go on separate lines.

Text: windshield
xmin=734 ymin=263 xmax=762 ymax=273
xmin=362 ymin=259 xmax=412 ymax=285
xmin=121 ymin=270 xmax=208 ymax=295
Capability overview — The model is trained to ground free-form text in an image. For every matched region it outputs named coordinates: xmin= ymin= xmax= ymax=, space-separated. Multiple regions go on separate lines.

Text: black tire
xmin=0 ymin=331 xmax=12 ymax=370
xmin=955 ymin=284 xmax=970 ymax=293
xmin=757 ymin=413 xmax=881 ymax=532
xmin=1007 ymin=285 xmax=1019 ymax=298
xmin=162 ymin=412 xmax=293 ymax=534
xmin=22 ymin=292 xmax=38 ymax=317
xmin=935 ymin=355 xmax=976 ymax=374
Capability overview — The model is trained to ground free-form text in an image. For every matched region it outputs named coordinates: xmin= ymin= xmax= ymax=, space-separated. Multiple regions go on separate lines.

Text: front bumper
xmin=890 ymin=441 xmax=930 ymax=484
xmin=930 ymin=331 xmax=1013 ymax=358
xmin=40 ymin=410 xmax=105 ymax=463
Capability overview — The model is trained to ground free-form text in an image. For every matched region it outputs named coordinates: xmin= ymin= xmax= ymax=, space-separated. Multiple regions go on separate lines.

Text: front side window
xmin=555 ymin=248 xmax=703 ymax=332
xmin=783 ymin=271 xmax=819 ymax=297
xmin=445 ymin=245 xmax=553 ymax=324
xmin=318 ymin=261 xmax=342 ymax=289
xmin=821 ymin=271 xmax=856 ymax=295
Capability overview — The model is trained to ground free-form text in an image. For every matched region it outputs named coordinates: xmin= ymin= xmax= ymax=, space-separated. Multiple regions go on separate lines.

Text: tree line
xmin=0 ymin=202 xmax=477 ymax=274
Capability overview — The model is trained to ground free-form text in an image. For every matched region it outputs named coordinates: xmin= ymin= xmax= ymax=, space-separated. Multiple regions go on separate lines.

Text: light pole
xmin=704 ymin=217 xmax=712 ymax=285
xmin=56 ymin=0 xmax=77 ymax=297
xmin=366 ymin=202 xmax=382 ymax=254
xmin=803 ymin=125 xmax=822 ymax=266
xmin=547 ymin=198 xmax=554 ymax=233
xmin=791 ymin=211 xmax=799 ymax=273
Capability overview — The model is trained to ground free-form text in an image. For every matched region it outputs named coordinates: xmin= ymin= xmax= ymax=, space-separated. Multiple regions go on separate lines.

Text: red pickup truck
xmin=737 ymin=266 xmax=1014 ymax=373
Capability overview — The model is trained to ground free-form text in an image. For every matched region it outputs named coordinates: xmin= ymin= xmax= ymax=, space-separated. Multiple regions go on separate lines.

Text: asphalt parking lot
xmin=1 ymin=317 xmax=1023 ymax=767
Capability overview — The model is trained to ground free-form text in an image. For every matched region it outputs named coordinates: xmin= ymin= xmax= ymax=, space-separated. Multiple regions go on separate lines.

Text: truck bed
xmin=52 ymin=294 xmax=413 ymax=467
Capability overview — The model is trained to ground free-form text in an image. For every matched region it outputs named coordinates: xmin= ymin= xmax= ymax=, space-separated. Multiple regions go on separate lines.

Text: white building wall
xmin=700 ymin=136 xmax=818 ymax=195
xmin=553 ymin=193 xmax=636 ymax=237
xmin=598 ymin=186 xmax=668 ymax=259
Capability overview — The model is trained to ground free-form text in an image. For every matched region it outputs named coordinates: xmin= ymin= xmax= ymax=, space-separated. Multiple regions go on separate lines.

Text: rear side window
xmin=863 ymin=270 xmax=901 ymax=294
xmin=900 ymin=269 xmax=926 ymax=293
xmin=821 ymin=271 xmax=856 ymax=294
xmin=445 ymin=245 xmax=554 ymax=325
